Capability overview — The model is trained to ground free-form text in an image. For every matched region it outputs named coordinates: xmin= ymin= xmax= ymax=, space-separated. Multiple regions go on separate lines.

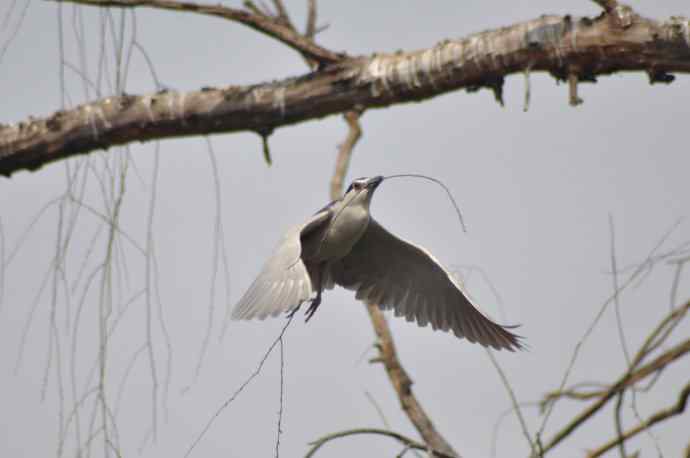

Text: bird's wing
xmin=331 ymin=219 xmax=522 ymax=351
xmin=231 ymin=210 xmax=331 ymax=320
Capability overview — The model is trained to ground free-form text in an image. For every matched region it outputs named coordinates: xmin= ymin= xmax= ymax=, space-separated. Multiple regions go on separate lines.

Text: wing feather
xmin=232 ymin=211 xmax=331 ymax=320
xmin=332 ymin=219 xmax=523 ymax=351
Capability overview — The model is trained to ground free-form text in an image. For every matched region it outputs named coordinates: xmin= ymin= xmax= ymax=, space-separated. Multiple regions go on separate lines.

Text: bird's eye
xmin=346 ymin=181 xmax=362 ymax=193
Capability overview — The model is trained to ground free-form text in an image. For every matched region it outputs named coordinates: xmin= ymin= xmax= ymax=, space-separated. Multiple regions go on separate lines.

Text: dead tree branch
xmin=51 ymin=0 xmax=341 ymax=64
xmin=2 ymin=8 xmax=690 ymax=176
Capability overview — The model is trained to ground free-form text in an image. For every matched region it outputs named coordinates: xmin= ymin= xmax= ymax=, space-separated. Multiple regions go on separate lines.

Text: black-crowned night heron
xmin=232 ymin=176 xmax=522 ymax=351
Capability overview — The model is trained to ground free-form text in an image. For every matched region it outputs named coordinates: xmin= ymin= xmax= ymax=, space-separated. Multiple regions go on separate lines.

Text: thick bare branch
xmin=2 ymin=11 xmax=690 ymax=176
xmin=587 ymin=380 xmax=690 ymax=458
xmin=366 ymin=302 xmax=458 ymax=457
xmin=52 ymin=0 xmax=341 ymax=64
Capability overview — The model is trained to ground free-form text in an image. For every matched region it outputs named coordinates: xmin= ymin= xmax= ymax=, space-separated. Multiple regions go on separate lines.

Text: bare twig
xmin=587 ymin=380 xmax=690 ymax=457
xmin=259 ymin=0 xmax=319 ymax=68
xmin=53 ymin=0 xmax=341 ymax=64
xmin=522 ymin=66 xmax=531 ymax=112
xmin=329 ymin=110 xmax=362 ymax=200
xmin=542 ymin=300 xmax=690 ymax=413
xmin=613 ymin=390 xmax=627 ymax=458
xmin=305 ymin=0 xmax=317 ymax=38
xmin=609 ymin=215 xmax=631 ymax=365
xmin=305 ymin=427 xmax=456 ymax=458
xmin=184 ymin=315 xmax=295 ymax=458
xmin=239 ymin=0 xmax=259 ymax=15
xmin=275 ymin=336 xmax=286 ymax=458
xmin=485 ymin=350 xmax=536 ymax=455
xmin=608 ymin=215 xmax=629 ymax=458
xmin=537 ymin=220 xmax=683 ymax=438
xmin=269 ymin=0 xmax=290 ymax=26
xmin=541 ymin=332 xmax=690 ymax=454
xmin=633 ymin=299 xmax=690 ymax=365
xmin=568 ymin=71 xmax=583 ymax=106
xmin=491 ymin=402 xmax=541 ymax=458
xmin=364 ymin=390 xmax=391 ymax=430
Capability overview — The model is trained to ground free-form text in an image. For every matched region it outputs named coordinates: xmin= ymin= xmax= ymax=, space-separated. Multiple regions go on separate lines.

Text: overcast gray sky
xmin=1 ymin=1 xmax=689 ymax=457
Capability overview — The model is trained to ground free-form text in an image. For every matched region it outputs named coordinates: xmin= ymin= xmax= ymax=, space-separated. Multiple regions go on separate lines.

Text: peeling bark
xmin=2 ymin=12 xmax=689 ymax=176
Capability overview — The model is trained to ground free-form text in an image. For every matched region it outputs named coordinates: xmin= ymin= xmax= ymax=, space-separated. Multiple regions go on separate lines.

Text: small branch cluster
xmin=54 ymin=0 xmax=341 ymax=65
xmin=540 ymin=298 xmax=690 ymax=456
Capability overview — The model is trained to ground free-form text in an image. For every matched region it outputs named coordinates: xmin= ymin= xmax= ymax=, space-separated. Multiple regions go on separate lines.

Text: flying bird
xmin=232 ymin=176 xmax=522 ymax=351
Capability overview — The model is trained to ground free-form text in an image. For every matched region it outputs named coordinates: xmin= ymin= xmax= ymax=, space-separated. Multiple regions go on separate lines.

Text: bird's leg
xmin=286 ymin=304 xmax=301 ymax=319
xmin=304 ymin=290 xmax=322 ymax=322
xmin=304 ymin=263 xmax=324 ymax=322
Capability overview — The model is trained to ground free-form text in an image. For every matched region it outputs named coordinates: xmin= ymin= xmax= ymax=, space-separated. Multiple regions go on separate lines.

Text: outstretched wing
xmin=232 ymin=210 xmax=331 ymax=320
xmin=331 ymin=219 xmax=522 ymax=350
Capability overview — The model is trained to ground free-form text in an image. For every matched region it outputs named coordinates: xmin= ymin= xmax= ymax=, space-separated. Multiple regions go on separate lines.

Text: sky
xmin=1 ymin=1 xmax=689 ymax=457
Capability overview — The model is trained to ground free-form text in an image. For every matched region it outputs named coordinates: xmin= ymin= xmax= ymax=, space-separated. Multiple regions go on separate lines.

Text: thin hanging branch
xmin=2 ymin=5 xmax=690 ymax=176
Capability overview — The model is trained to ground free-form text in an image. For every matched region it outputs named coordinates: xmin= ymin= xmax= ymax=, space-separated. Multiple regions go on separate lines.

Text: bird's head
xmin=342 ymin=176 xmax=383 ymax=208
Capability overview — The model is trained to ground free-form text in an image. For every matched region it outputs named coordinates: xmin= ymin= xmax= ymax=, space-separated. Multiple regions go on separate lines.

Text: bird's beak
xmin=366 ymin=176 xmax=384 ymax=189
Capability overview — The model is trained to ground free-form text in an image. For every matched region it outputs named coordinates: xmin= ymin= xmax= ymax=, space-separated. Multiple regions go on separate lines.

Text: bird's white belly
xmin=306 ymin=207 xmax=369 ymax=262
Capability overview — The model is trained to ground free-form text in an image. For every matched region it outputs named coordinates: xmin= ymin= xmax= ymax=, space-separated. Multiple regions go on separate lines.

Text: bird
xmin=231 ymin=176 xmax=522 ymax=351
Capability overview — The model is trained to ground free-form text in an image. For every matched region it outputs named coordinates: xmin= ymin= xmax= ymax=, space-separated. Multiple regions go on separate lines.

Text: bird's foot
xmin=304 ymin=296 xmax=321 ymax=322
